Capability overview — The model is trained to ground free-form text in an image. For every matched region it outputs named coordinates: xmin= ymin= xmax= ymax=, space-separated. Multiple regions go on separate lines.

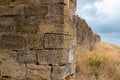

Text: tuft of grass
xmin=85 ymin=55 xmax=103 ymax=67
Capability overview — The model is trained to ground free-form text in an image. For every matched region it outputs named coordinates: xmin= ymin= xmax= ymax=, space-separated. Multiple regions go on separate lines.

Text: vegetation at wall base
xmin=76 ymin=42 xmax=120 ymax=80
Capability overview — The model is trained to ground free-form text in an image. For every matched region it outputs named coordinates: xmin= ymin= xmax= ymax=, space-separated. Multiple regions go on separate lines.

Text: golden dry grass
xmin=75 ymin=42 xmax=120 ymax=80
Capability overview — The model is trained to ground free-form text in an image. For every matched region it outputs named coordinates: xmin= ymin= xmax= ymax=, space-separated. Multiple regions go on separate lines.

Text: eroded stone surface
xmin=26 ymin=64 xmax=51 ymax=80
xmin=17 ymin=50 xmax=37 ymax=63
xmin=44 ymin=34 xmax=64 ymax=49
xmin=37 ymin=50 xmax=68 ymax=66
xmin=52 ymin=63 xmax=76 ymax=79
xmin=0 ymin=0 xmax=100 ymax=80
xmin=1 ymin=35 xmax=25 ymax=49
xmin=0 ymin=50 xmax=26 ymax=79
xmin=25 ymin=34 xmax=44 ymax=49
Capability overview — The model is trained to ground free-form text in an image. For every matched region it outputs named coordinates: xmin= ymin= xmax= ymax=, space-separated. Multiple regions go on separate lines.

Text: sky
xmin=76 ymin=0 xmax=120 ymax=46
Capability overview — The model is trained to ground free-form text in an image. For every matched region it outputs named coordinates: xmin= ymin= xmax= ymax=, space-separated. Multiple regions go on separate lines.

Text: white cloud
xmin=94 ymin=0 xmax=120 ymax=20
xmin=77 ymin=0 xmax=120 ymax=20
xmin=81 ymin=4 xmax=92 ymax=12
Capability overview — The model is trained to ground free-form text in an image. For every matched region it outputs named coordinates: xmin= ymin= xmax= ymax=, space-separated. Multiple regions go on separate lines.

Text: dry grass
xmin=75 ymin=42 xmax=120 ymax=80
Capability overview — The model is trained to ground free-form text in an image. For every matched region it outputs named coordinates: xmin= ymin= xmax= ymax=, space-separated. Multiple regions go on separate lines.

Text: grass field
xmin=76 ymin=42 xmax=120 ymax=80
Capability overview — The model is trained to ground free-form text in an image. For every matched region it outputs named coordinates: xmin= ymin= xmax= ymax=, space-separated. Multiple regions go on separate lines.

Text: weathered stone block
xmin=15 ymin=16 xmax=37 ymax=25
xmin=1 ymin=63 xmax=25 ymax=79
xmin=52 ymin=66 xmax=66 ymax=79
xmin=39 ymin=24 xmax=63 ymax=34
xmin=26 ymin=64 xmax=51 ymax=80
xmin=0 ymin=17 xmax=15 ymax=32
xmin=0 ymin=5 xmax=24 ymax=16
xmin=0 ymin=0 xmax=78 ymax=80
xmin=50 ymin=4 xmax=64 ymax=16
xmin=0 ymin=0 xmax=9 ymax=5
xmin=17 ymin=50 xmax=37 ymax=63
xmin=37 ymin=0 xmax=65 ymax=3
xmin=0 ymin=78 xmax=17 ymax=80
xmin=9 ymin=0 xmax=27 ymax=6
xmin=16 ymin=24 xmax=39 ymax=34
xmin=24 ymin=5 xmax=48 ymax=16
xmin=39 ymin=23 xmax=73 ymax=35
xmin=0 ymin=50 xmax=26 ymax=79
xmin=0 ymin=4 xmax=48 ymax=16
xmin=44 ymin=34 xmax=75 ymax=49
xmin=0 ymin=17 xmax=15 ymax=25
xmin=52 ymin=63 xmax=76 ymax=79
xmin=64 ymin=35 xmax=76 ymax=49
xmin=25 ymin=34 xmax=44 ymax=49
xmin=49 ymin=3 xmax=71 ymax=16
xmin=1 ymin=35 xmax=25 ymax=49
xmin=0 ymin=25 xmax=14 ymax=33
xmin=0 ymin=0 xmax=27 ymax=6
xmin=44 ymin=34 xmax=63 ymax=49
xmin=37 ymin=50 xmax=68 ymax=66
xmin=37 ymin=16 xmax=64 ymax=24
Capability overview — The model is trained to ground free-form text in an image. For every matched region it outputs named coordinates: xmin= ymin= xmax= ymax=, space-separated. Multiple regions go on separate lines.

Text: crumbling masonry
xmin=0 ymin=0 xmax=76 ymax=80
xmin=0 ymin=0 xmax=100 ymax=80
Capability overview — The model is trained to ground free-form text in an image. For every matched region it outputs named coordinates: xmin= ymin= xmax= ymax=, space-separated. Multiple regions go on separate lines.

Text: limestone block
xmin=39 ymin=24 xmax=73 ymax=35
xmin=44 ymin=34 xmax=63 ymax=49
xmin=39 ymin=24 xmax=63 ymax=34
xmin=1 ymin=35 xmax=25 ymax=49
xmin=44 ymin=34 xmax=75 ymax=49
xmin=0 ymin=4 xmax=48 ymax=16
xmin=0 ymin=78 xmax=17 ymax=80
xmin=25 ymin=34 xmax=44 ymax=49
xmin=0 ymin=17 xmax=15 ymax=32
xmin=37 ymin=50 xmax=68 ymax=66
xmin=0 ymin=50 xmax=26 ymax=79
xmin=38 ymin=0 xmax=66 ymax=3
xmin=26 ymin=64 xmax=51 ymax=80
xmin=64 ymin=14 xmax=72 ymax=24
xmin=0 ymin=0 xmax=27 ymax=6
xmin=52 ymin=66 xmax=66 ymax=79
xmin=15 ymin=16 xmax=37 ymax=25
xmin=8 ymin=0 xmax=68 ymax=5
xmin=0 ymin=17 xmax=15 ymax=26
xmin=0 ymin=0 xmax=9 ymax=5
xmin=9 ymin=0 xmax=27 ymax=6
xmin=63 ymin=36 xmax=76 ymax=49
xmin=50 ymin=4 xmax=64 ymax=16
xmin=0 ymin=5 xmax=25 ymax=16
xmin=37 ymin=16 xmax=64 ymax=24
xmin=17 ymin=50 xmax=37 ymax=63
xmin=24 ymin=5 xmax=48 ymax=16
xmin=16 ymin=24 xmax=39 ymax=34
xmin=52 ymin=63 xmax=75 ymax=79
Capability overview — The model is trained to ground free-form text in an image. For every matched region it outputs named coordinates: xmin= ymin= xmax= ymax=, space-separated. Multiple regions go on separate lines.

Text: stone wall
xmin=0 ymin=0 xmax=76 ymax=80
xmin=74 ymin=16 xmax=100 ymax=50
xmin=0 ymin=0 xmax=100 ymax=80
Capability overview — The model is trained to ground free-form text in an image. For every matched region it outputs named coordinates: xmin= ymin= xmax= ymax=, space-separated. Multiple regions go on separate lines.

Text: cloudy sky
xmin=76 ymin=0 xmax=120 ymax=46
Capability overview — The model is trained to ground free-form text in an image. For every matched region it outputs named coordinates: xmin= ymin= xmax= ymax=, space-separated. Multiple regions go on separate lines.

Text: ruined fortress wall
xmin=0 ymin=0 xmax=76 ymax=80
xmin=74 ymin=16 xmax=100 ymax=50
xmin=0 ymin=0 xmax=101 ymax=80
